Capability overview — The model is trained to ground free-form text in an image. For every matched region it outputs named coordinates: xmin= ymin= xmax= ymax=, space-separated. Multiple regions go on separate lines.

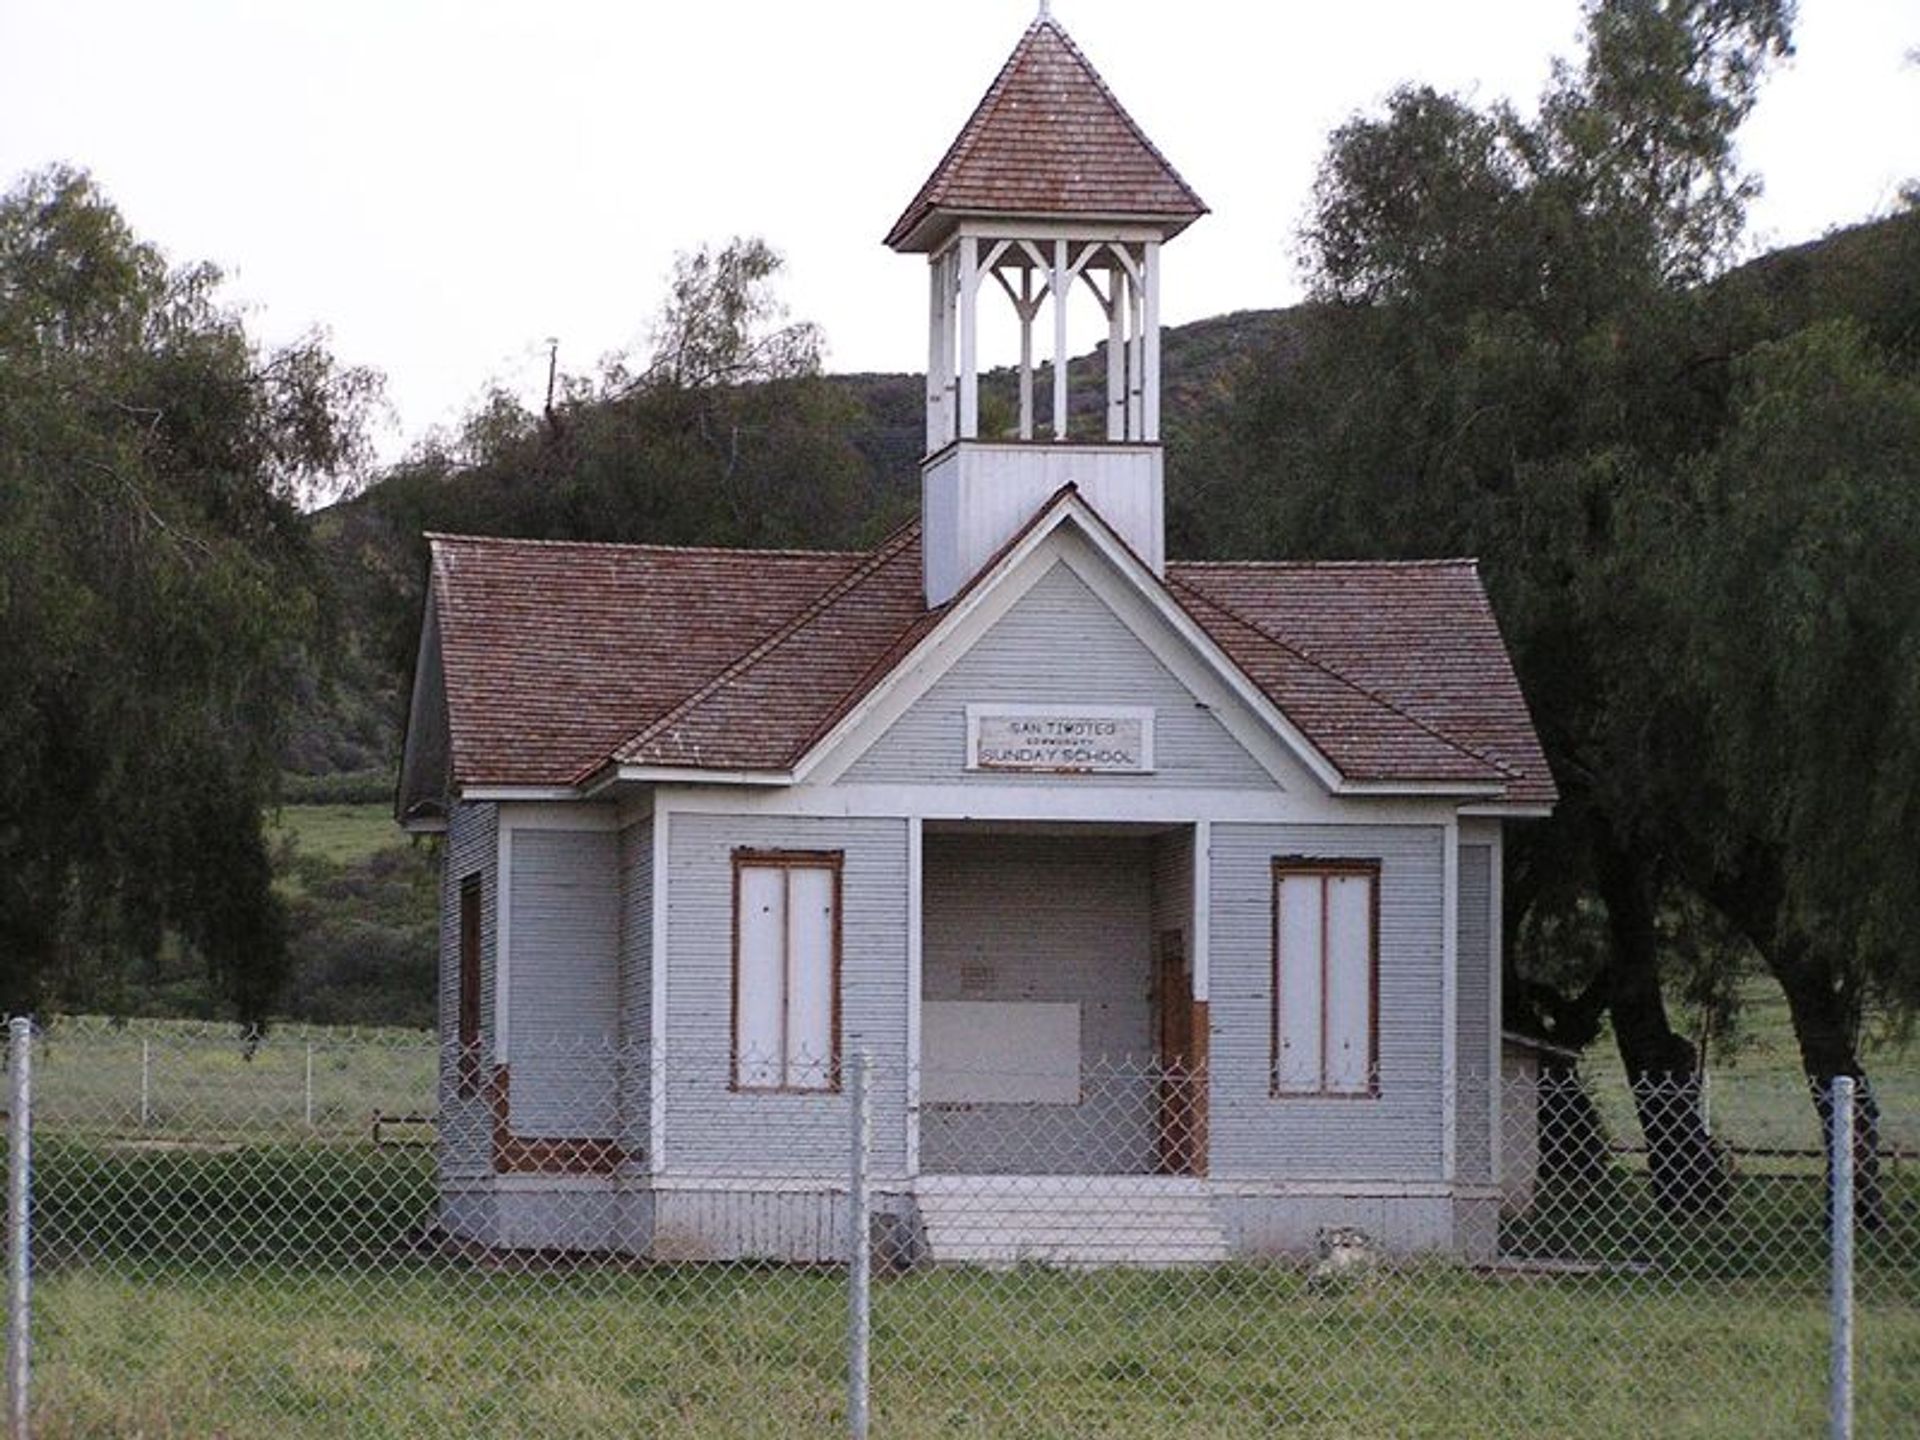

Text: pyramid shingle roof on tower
xmin=885 ymin=16 xmax=1208 ymax=252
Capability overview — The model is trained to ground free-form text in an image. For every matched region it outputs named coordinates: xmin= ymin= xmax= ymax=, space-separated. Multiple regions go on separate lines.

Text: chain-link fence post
xmin=1830 ymin=1074 xmax=1855 ymax=1440
xmin=7 ymin=1016 xmax=33 ymax=1440
xmin=847 ymin=1050 xmax=872 ymax=1440
xmin=139 ymin=1037 xmax=152 ymax=1128
xmin=304 ymin=1043 xmax=315 ymax=1129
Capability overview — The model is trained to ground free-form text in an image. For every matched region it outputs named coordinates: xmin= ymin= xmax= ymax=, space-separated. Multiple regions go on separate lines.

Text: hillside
xmin=287 ymin=210 xmax=1919 ymax=791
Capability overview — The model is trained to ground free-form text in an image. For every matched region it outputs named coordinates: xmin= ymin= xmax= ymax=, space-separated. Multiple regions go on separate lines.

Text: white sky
xmin=2 ymin=1 xmax=1913 ymax=464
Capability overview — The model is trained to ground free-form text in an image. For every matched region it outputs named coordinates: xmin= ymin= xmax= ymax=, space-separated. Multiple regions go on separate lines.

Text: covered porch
xmin=914 ymin=822 xmax=1207 ymax=1178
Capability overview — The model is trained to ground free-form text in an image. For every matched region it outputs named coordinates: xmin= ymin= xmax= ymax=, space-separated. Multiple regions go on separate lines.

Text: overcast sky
xmin=2 ymin=1 xmax=1913 ymax=464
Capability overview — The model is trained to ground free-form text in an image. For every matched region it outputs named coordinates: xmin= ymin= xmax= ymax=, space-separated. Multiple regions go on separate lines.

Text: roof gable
xmin=838 ymin=554 xmax=1282 ymax=791
xmin=1168 ymin=561 xmax=1555 ymax=806
xmin=885 ymin=17 xmax=1207 ymax=251
xmin=600 ymin=524 xmax=935 ymax=776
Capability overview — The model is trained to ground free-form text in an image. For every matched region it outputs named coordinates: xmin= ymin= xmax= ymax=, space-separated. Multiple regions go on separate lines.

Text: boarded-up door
xmin=1154 ymin=929 xmax=1206 ymax=1176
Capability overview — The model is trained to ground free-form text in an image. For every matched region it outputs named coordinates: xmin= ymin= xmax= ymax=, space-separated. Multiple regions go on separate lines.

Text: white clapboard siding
xmin=507 ymin=828 xmax=620 ymax=1138
xmin=919 ymin=831 xmax=1155 ymax=1174
xmin=844 ymin=561 xmax=1272 ymax=789
xmin=439 ymin=801 xmax=497 ymax=1174
xmin=1456 ymin=844 xmax=1494 ymax=1184
xmin=921 ymin=442 xmax=1165 ymax=605
xmin=1206 ymin=822 xmax=1447 ymax=1181
xmin=664 ymin=813 xmax=911 ymax=1177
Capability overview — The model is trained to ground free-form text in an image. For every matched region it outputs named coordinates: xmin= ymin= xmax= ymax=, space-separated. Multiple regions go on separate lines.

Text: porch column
xmin=1192 ymin=819 xmax=1211 ymax=1173
xmin=905 ymin=816 xmax=924 ymax=1177
xmin=1191 ymin=819 xmax=1211 ymax=1006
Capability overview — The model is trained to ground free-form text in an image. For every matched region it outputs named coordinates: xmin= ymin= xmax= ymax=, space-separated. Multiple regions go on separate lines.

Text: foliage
xmin=0 ymin=165 xmax=379 ymax=1024
xmin=340 ymin=237 xmax=892 ymax=711
xmin=279 ymin=840 xmax=438 ymax=1030
xmin=1640 ymin=321 xmax=1920 ymax=1024
xmin=1168 ymin=0 xmax=1920 ymax=1207
xmin=1191 ymin=0 xmax=1920 ymax=1212
xmin=279 ymin=768 xmax=396 ymax=806
xmin=630 ymin=235 xmax=823 ymax=391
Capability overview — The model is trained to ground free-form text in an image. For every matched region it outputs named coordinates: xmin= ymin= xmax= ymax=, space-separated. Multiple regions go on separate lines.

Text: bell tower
xmin=887 ymin=9 xmax=1206 ymax=606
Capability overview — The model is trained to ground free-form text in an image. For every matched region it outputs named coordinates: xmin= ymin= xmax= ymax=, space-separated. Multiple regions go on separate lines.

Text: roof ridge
xmin=425 ymin=531 xmax=870 ymax=560
xmin=1167 ymin=574 xmax=1520 ymax=782
xmin=582 ymin=524 xmax=925 ymax=779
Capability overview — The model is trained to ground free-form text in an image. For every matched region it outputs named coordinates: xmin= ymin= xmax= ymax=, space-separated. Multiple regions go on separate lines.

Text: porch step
xmin=913 ymin=1176 xmax=1231 ymax=1267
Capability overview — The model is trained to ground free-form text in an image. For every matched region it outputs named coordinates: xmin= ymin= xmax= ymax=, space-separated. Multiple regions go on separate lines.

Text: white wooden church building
xmin=397 ymin=12 xmax=1556 ymax=1264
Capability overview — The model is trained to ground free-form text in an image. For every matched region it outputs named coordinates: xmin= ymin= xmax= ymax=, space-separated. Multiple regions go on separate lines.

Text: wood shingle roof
xmin=424 ymin=524 xmax=1555 ymax=807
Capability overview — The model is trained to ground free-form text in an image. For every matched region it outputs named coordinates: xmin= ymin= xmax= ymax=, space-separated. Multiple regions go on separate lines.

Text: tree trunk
xmin=1592 ymin=828 xmax=1728 ymax=1214
xmin=1768 ymin=938 xmax=1885 ymax=1231
xmin=1697 ymin=851 xmax=1884 ymax=1230
xmin=1537 ymin=1058 xmax=1613 ymax=1189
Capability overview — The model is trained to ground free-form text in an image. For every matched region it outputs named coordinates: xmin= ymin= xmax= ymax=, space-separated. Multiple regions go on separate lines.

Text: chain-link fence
xmin=3 ymin=1017 xmax=1914 ymax=1437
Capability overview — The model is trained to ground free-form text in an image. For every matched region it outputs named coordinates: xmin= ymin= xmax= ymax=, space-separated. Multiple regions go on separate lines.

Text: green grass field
xmin=25 ymin=1255 xmax=1917 ymax=1438
xmin=18 ymin=999 xmax=1919 ymax=1436
xmin=1575 ymin=972 xmax=1920 ymax=1153
xmin=32 ymin=1018 xmax=435 ymax=1140
xmin=268 ymin=802 xmax=402 ymax=870
xmin=18 ymin=1104 xmax=1920 ymax=1438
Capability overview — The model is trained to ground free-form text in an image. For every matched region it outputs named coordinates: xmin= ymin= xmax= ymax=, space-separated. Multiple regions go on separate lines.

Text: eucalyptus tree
xmin=1179 ymin=0 xmax=1797 ymax=1207
xmin=0 ymin=165 xmax=379 ymax=1024
xmin=1632 ymin=320 xmax=1920 ymax=1221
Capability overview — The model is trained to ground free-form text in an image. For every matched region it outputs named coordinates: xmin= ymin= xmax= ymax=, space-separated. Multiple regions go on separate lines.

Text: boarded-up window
xmin=458 ymin=873 xmax=483 ymax=1096
xmin=733 ymin=851 xmax=842 ymax=1091
xmin=1272 ymin=860 xmax=1378 ymax=1096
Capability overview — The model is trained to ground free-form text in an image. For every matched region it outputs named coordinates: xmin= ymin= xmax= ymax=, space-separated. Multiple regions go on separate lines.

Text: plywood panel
xmin=508 ymin=828 xmax=620 ymax=1138
xmin=922 ymin=1001 xmax=1081 ymax=1103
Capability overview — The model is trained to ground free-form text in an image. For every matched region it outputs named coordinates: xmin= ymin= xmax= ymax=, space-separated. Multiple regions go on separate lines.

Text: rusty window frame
xmin=730 ymin=849 xmax=845 ymax=1094
xmin=1270 ymin=857 xmax=1381 ymax=1099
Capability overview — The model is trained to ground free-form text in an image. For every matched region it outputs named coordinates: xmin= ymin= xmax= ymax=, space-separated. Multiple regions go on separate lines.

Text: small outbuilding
xmin=397 ymin=12 xmax=1556 ymax=1264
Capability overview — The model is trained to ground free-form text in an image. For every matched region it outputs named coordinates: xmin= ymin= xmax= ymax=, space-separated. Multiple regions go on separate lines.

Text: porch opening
xmin=918 ymin=823 xmax=1204 ymax=1175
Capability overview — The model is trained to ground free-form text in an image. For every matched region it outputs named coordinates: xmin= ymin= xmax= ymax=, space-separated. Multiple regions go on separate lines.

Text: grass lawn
xmin=1585 ymin=976 xmax=1920 ymax=1153
xmin=27 ymin=1258 xmax=1915 ymax=1439
xmin=21 ymin=1128 xmax=1919 ymax=1438
xmin=268 ymin=802 xmax=403 ymax=870
xmin=30 ymin=1019 xmax=435 ymax=1140
xmin=17 ymin=1009 xmax=1918 ymax=1436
